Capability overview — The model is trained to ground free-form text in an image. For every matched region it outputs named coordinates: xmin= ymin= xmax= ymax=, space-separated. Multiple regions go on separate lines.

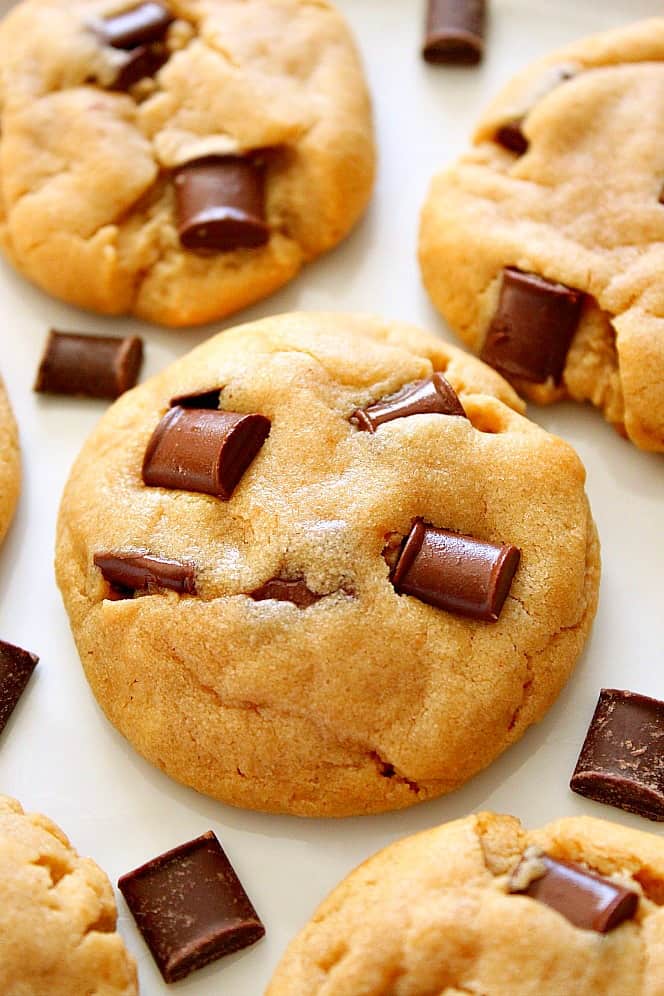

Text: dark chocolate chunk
xmin=119 ymin=831 xmax=265 ymax=984
xmin=570 ymin=688 xmax=664 ymax=822
xmin=480 ymin=268 xmax=584 ymax=384
xmin=510 ymin=853 xmax=638 ymax=933
xmin=169 ymin=389 xmax=222 ymax=410
xmin=391 ymin=520 xmax=520 ymax=622
xmin=0 ymin=640 xmax=38 ymax=737
xmin=351 ymin=373 xmax=466 ymax=432
xmin=94 ymin=552 xmax=197 ymax=598
xmin=250 ymin=578 xmax=322 ymax=608
xmin=142 ymin=405 xmax=271 ymax=500
xmin=99 ymin=2 xmax=173 ymax=49
xmin=422 ymin=0 xmax=485 ymax=65
xmin=659 ymin=185 xmax=664 ymax=205
xmin=175 ymin=157 xmax=270 ymax=253
xmin=495 ymin=120 xmax=529 ymax=155
xmin=493 ymin=65 xmax=579 ymax=155
xmin=112 ymin=42 xmax=169 ymax=90
xmin=34 ymin=330 xmax=143 ymax=400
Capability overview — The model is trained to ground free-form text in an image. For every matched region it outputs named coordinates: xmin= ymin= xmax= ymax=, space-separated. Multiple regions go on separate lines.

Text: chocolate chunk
xmin=0 ymin=640 xmax=38 ymax=737
xmin=169 ymin=389 xmax=222 ymax=410
xmin=659 ymin=185 xmax=664 ymax=205
xmin=94 ymin=552 xmax=196 ymax=598
xmin=119 ymin=831 xmax=265 ymax=984
xmin=391 ymin=520 xmax=520 ymax=622
xmin=510 ymin=853 xmax=638 ymax=933
xmin=112 ymin=42 xmax=169 ymax=90
xmin=250 ymin=578 xmax=322 ymax=608
xmin=175 ymin=157 xmax=270 ymax=253
xmin=351 ymin=373 xmax=466 ymax=432
xmin=495 ymin=121 xmax=529 ymax=155
xmin=99 ymin=2 xmax=173 ymax=49
xmin=34 ymin=330 xmax=143 ymax=400
xmin=142 ymin=405 xmax=271 ymax=500
xmin=481 ymin=268 xmax=584 ymax=384
xmin=570 ymin=688 xmax=664 ymax=822
xmin=423 ymin=0 xmax=485 ymax=65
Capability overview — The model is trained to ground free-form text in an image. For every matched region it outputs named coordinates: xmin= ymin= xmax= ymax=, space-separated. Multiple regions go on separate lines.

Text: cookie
xmin=0 ymin=0 xmax=374 ymax=327
xmin=0 ymin=376 xmax=20 ymax=547
xmin=0 ymin=794 xmax=137 ymax=996
xmin=267 ymin=812 xmax=664 ymax=994
xmin=55 ymin=312 xmax=599 ymax=817
xmin=419 ymin=18 xmax=664 ymax=452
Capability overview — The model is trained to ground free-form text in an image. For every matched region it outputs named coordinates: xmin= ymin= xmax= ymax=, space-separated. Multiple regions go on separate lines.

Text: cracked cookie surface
xmin=0 ymin=794 xmax=137 ymax=996
xmin=419 ymin=18 xmax=664 ymax=452
xmin=267 ymin=812 xmax=664 ymax=994
xmin=0 ymin=0 xmax=374 ymax=326
xmin=55 ymin=312 xmax=599 ymax=817
xmin=0 ymin=377 xmax=19 ymax=547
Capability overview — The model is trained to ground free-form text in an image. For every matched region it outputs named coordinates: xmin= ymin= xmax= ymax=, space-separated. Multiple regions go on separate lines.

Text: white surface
xmin=0 ymin=1 xmax=662 ymax=992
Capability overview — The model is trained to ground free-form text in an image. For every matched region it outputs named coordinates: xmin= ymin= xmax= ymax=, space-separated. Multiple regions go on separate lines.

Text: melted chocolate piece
xmin=511 ymin=854 xmax=638 ymax=933
xmin=570 ymin=688 xmax=664 ymax=822
xmin=423 ymin=0 xmax=485 ymax=65
xmin=495 ymin=120 xmax=529 ymax=155
xmin=481 ymin=268 xmax=584 ymax=384
xmin=142 ymin=405 xmax=271 ymax=500
xmin=250 ymin=579 xmax=322 ymax=608
xmin=175 ymin=157 xmax=270 ymax=253
xmin=99 ymin=2 xmax=173 ymax=49
xmin=392 ymin=520 xmax=519 ymax=622
xmin=94 ymin=552 xmax=196 ymax=598
xmin=0 ymin=640 xmax=38 ymax=737
xmin=34 ymin=330 xmax=143 ymax=400
xmin=169 ymin=389 xmax=222 ymax=410
xmin=351 ymin=373 xmax=466 ymax=432
xmin=112 ymin=42 xmax=169 ymax=90
xmin=119 ymin=831 xmax=265 ymax=984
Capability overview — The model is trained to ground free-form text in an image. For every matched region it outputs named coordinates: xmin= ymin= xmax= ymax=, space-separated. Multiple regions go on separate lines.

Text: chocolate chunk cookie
xmin=268 ymin=812 xmax=664 ymax=994
xmin=0 ymin=794 xmax=137 ymax=996
xmin=0 ymin=0 xmax=375 ymax=326
xmin=56 ymin=312 xmax=599 ymax=817
xmin=0 ymin=377 xmax=19 ymax=547
xmin=419 ymin=19 xmax=664 ymax=451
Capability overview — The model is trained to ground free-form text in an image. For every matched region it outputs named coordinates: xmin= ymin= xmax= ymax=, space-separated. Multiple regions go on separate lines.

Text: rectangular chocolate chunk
xmin=481 ymin=268 xmax=583 ymax=384
xmin=34 ymin=330 xmax=143 ymax=401
xmin=423 ymin=0 xmax=485 ymax=65
xmin=0 ymin=640 xmax=38 ymax=737
xmin=351 ymin=373 xmax=466 ymax=432
xmin=175 ymin=157 xmax=270 ymax=253
xmin=509 ymin=851 xmax=638 ymax=933
xmin=94 ymin=552 xmax=197 ymax=598
xmin=112 ymin=42 xmax=169 ymax=90
xmin=391 ymin=520 xmax=519 ymax=622
xmin=119 ymin=831 xmax=265 ymax=983
xmin=571 ymin=688 xmax=664 ymax=822
xmin=99 ymin=2 xmax=173 ymax=49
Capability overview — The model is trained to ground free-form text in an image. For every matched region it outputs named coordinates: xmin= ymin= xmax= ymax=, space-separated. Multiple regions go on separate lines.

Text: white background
xmin=0 ymin=1 xmax=662 ymax=992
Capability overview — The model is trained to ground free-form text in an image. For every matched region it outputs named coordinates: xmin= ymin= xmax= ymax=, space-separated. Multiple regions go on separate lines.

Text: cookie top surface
xmin=0 ymin=0 xmax=374 ymax=326
xmin=267 ymin=812 xmax=664 ymax=995
xmin=0 ymin=794 xmax=137 ymax=996
xmin=55 ymin=312 xmax=599 ymax=817
xmin=419 ymin=18 xmax=664 ymax=451
xmin=0 ymin=376 xmax=20 ymax=547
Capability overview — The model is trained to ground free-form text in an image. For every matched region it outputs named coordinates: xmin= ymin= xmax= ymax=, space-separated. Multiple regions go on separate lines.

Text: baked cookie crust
xmin=0 ymin=376 xmax=20 ymax=547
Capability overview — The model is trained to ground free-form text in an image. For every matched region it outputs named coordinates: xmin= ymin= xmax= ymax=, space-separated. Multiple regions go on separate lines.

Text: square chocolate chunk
xmin=0 ymin=640 xmax=38 ymax=737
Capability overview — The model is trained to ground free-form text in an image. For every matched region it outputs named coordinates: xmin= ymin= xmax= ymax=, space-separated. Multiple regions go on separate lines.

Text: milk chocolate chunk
xmin=0 ymin=640 xmax=38 ymax=737
xmin=94 ymin=552 xmax=196 ymax=598
xmin=351 ymin=373 xmax=466 ymax=432
xmin=423 ymin=0 xmax=485 ymax=65
xmin=112 ymin=42 xmax=169 ymax=90
xmin=250 ymin=578 xmax=322 ymax=608
xmin=494 ymin=65 xmax=578 ymax=155
xmin=570 ymin=688 xmax=664 ymax=822
xmin=34 ymin=330 xmax=143 ymax=400
xmin=510 ymin=853 xmax=638 ymax=933
xmin=169 ymin=389 xmax=222 ymax=410
xmin=119 ymin=831 xmax=265 ymax=984
xmin=481 ymin=268 xmax=584 ymax=384
xmin=392 ymin=520 xmax=519 ymax=622
xmin=142 ymin=406 xmax=271 ymax=500
xmin=99 ymin=2 xmax=173 ymax=49
xmin=175 ymin=157 xmax=270 ymax=253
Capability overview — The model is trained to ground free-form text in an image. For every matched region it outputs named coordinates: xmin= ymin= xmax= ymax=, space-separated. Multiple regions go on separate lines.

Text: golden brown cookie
xmin=0 ymin=376 xmax=20 ymax=547
xmin=0 ymin=0 xmax=374 ymax=327
xmin=0 ymin=794 xmax=137 ymax=996
xmin=56 ymin=312 xmax=599 ymax=817
xmin=267 ymin=812 xmax=664 ymax=995
xmin=419 ymin=19 xmax=664 ymax=452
